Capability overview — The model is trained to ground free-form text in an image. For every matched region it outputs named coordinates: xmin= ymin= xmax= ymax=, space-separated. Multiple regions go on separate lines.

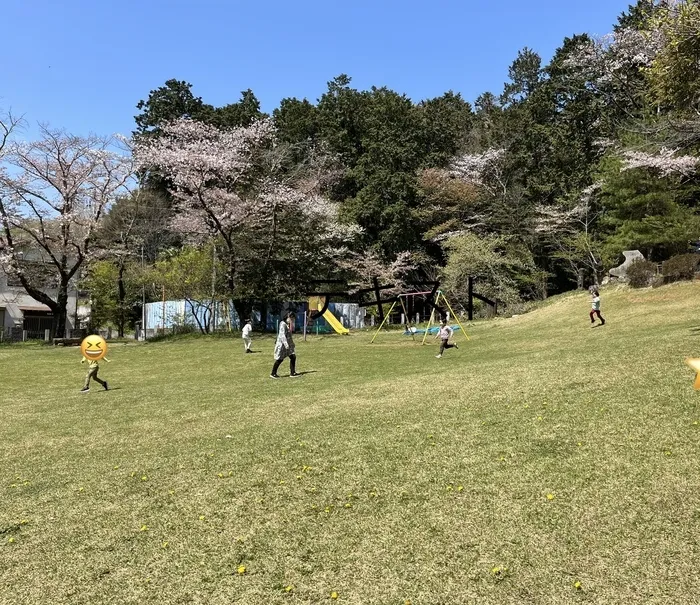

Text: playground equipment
xmin=308 ymin=296 xmax=349 ymax=335
xmin=421 ymin=290 xmax=469 ymax=345
xmin=609 ymin=250 xmax=644 ymax=280
xmin=370 ymin=289 xmax=469 ymax=344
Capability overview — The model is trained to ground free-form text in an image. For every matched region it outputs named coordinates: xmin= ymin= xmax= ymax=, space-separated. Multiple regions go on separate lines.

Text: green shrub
xmin=662 ymin=254 xmax=700 ymax=283
xmin=627 ymin=259 xmax=657 ymax=288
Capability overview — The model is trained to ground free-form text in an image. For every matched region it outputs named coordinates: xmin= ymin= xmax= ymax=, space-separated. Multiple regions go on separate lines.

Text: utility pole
xmin=141 ymin=245 xmax=146 ymax=340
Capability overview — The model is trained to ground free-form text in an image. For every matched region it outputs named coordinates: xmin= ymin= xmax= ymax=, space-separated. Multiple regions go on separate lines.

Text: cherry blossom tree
xmin=536 ymin=184 xmax=607 ymax=287
xmin=448 ymin=148 xmax=507 ymax=197
xmin=621 ymin=147 xmax=698 ymax=177
xmin=133 ymin=118 xmax=358 ymax=317
xmin=0 ymin=122 xmax=134 ymax=337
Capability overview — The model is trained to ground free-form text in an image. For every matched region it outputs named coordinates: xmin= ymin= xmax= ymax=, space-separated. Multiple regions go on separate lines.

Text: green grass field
xmin=2 ymin=282 xmax=700 ymax=604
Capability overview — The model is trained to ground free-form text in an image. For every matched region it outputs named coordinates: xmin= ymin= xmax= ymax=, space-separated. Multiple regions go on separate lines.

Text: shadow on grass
xmin=280 ymin=370 xmax=318 ymax=377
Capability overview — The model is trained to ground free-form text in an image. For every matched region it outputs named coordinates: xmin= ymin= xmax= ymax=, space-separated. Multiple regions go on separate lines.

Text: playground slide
xmin=323 ymin=310 xmax=349 ymax=335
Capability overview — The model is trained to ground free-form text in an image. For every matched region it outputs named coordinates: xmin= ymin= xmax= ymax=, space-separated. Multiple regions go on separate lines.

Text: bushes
xmin=627 ymin=259 xmax=658 ymax=288
xmin=662 ymin=254 xmax=700 ymax=283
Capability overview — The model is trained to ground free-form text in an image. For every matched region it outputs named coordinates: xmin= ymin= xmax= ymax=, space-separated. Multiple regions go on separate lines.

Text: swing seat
xmin=403 ymin=325 xmax=462 ymax=336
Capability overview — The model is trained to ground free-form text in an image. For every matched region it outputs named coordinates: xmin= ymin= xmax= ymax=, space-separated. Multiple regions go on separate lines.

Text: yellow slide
xmin=322 ymin=309 xmax=349 ymax=335
xmin=309 ymin=296 xmax=349 ymax=334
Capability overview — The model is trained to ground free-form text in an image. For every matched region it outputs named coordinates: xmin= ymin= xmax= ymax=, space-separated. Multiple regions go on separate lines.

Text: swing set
xmin=370 ymin=289 xmax=469 ymax=345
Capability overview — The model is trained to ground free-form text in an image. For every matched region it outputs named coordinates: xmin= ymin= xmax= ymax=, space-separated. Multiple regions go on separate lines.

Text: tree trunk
xmin=55 ymin=284 xmax=69 ymax=338
xmin=233 ymin=300 xmax=254 ymax=330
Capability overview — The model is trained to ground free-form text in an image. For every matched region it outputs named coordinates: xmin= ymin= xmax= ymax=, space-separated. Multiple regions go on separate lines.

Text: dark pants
xmin=590 ymin=310 xmax=605 ymax=324
xmin=272 ymin=354 xmax=296 ymax=376
xmin=84 ymin=366 xmax=106 ymax=389
xmin=440 ymin=339 xmax=455 ymax=355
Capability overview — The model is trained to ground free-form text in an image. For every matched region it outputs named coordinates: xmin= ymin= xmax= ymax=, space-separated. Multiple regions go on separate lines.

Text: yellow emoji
xmin=686 ymin=358 xmax=700 ymax=390
xmin=81 ymin=335 xmax=108 ymax=362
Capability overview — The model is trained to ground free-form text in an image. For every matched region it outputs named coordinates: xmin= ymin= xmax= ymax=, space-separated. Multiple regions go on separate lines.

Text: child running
xmin=271 ymin=311 xmax=300 ymax=378
xmin=435 ymin=318 xmax=458 ymax=358
xmin=80 ymin=355 xmax=109 ymax=392
xmin=590 ymin=289 xmax=606 ymax=326
xmin=242 ymin=318 xmax=253 ymax=353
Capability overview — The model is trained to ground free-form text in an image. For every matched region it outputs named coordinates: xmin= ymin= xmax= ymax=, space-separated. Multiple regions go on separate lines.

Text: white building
xmin=0 ymin=269 xmax=79 ymax=341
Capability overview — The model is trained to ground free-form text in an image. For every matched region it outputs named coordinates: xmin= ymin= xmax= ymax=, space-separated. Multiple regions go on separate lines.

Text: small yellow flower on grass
xmin=665 ymin=451 xmax=672 ymax=456
xmin=344 ymin=503 xmax=352 ymax=508
xmin=218 ymin=473 xmax=223 ymax=478
xmin=285 ymin=585 xmax=294 ymax=592
xmin=79 ymin=487 xmax=84 ymax=492
xmin=330 ymin=591 xmax=338 ymax=599
xmin=8 ymin=537 xmax=15 ymax=544
xmin=279 ymin=480 xmax=286 ymax=485
xmin=491 ymin=566 xmax=508 ymax=578
xmin=19 ymin=519 xmax=29 ymax=525
xmin=113 ymin=465 xmax=120 ymax=470
xmin=296 ymin=475 xmax=302 ymax=480
xmin=237 ymin=565 xmax=246 ymax=575
xmin=199 ymin=515 xmax=205 ymax=521
xmin=577 ymin=442 xmax=582 ymax=446
xmin=537 ymin=416 xmax=543 ymax=421
xmin=574 ymin=581 xmax=582 ymax=590
xmin=140 ymin=525 xmax=148 ymax=532
xmin=457 ymin=485 xmax=464 ymax=492
xmin=162 ymin=542 xmax=169 ymax=548
xmin=546 ymin=493 xmax=555 ymax=501
xmin=131 ymin=472 xmax=136 ymax=477
xmin=141 ymin=476 xmax=148 ymax=481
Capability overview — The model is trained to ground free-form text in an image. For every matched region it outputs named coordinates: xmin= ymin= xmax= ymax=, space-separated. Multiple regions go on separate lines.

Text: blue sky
xmin=3 ymin=0 xmax=632 ymax=138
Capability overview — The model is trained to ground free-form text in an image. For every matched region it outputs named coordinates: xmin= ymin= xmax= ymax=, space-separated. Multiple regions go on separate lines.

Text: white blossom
xmin=621 ymin=147 xmax=698 ymax=176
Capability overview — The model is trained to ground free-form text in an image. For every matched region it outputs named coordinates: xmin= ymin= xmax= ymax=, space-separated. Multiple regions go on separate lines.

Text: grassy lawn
xmin=2 ymin=282 xmax=700 ymax=604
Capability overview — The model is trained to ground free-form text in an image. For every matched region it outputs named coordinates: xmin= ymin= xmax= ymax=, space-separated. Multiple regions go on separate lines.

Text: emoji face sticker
xmin=81 ymin=335 xmax=108 ymax=362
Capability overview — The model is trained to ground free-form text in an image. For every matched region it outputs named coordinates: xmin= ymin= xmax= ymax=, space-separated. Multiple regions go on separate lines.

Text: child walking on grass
xmin=80 ymin=356 xmax=109 ymax=392
xmin=242 ymin=318 xmax=253 ymax=353
xmin=435 ymin=318 xmax=458 ymax=358
xmin=590 ymin=289 xmax=606 ymax=326
xmin=271 ymin=311 xmax=300 ymax=378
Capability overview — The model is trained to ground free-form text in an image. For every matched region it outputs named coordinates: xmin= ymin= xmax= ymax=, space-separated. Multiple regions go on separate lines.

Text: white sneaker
xmin=435 ymin=354 xmax=442 ymax=358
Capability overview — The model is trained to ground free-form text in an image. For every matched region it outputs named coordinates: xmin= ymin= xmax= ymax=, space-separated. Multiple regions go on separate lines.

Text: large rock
xmin=609 ymin=250 xmax=645 ymax=280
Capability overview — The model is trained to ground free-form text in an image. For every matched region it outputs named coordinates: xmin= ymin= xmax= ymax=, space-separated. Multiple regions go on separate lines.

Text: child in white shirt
xmin=242 ymin=318 xmax=253 ymax=353
xmin=434 ymin=318 xmax=458 ymax=358
xmin=590 ymin=290 xmax=605 ymax=326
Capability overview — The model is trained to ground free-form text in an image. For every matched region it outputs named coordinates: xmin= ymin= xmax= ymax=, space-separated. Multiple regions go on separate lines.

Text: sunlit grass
xmin=2 ymin=281 xmax=700 ymax=604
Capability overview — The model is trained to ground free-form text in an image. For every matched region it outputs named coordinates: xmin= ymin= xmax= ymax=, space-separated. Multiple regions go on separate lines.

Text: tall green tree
xmin=134 ymin=79 xmax=213 ymax=136
xmin=212 ymin=89 xmax=266 ymax=128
